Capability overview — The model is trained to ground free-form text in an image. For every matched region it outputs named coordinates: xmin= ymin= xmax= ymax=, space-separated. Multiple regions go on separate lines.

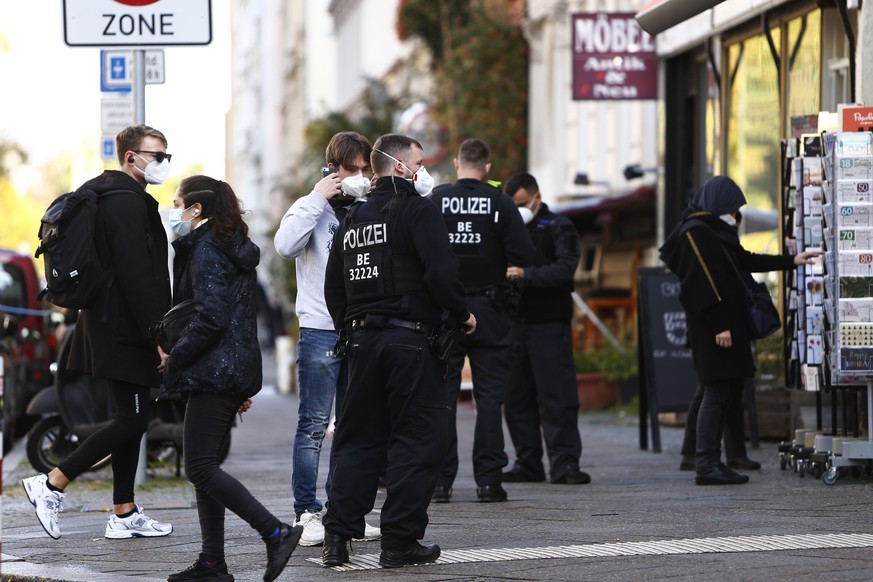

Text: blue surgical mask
xmin=169 ymin=206 xmax=194 ymax=236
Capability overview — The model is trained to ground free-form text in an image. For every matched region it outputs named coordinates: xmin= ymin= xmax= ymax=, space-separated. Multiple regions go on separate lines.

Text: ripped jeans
xmin=292 ymin=328 xmax=347 ymax=517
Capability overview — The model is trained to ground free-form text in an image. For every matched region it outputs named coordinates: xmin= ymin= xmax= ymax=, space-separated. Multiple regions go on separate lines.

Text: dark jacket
xmin=324 ymin=176 xmax=470 ymax=329
xmin=430 ymin=179 xmax=535 ymax=292
xmin=163 ymin=225 xmax=262 ymax=398
xmin=67 ymin=170 xmax=171 ymax=388
xmin=659 ymin=210 xmax=793 ymax=383
xmin=514 ymin=203 xmax=580 ymax=323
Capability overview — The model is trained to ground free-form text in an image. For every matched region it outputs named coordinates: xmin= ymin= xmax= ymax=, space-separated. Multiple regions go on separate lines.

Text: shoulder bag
xmin=150 ymin=299 xmax=197 ymax=352
xmin=720 ymin=247 xmax=781 ymax=340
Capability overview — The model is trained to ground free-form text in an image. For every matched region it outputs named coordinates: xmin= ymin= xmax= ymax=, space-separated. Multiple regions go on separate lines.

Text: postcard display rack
xmin=784 ymin=132 xmax=873 ymax=484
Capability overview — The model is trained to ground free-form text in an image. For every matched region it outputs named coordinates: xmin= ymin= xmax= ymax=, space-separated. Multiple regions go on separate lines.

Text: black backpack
xmin=35 ymin=187 xmax=126 ymax=308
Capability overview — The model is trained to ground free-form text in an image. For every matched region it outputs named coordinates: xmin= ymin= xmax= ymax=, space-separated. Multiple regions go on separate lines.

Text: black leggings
xmin=58 ymin=379 xmax=150 ymax=505
xmin=184 ymin=390 xmax=280 ymax=561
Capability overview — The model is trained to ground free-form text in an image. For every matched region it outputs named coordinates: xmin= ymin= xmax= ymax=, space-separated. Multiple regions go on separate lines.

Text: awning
xmin=635 ymin=0 xmax=727 ymax=36
xmin=553 ymin=185 xmax=655 ymax=218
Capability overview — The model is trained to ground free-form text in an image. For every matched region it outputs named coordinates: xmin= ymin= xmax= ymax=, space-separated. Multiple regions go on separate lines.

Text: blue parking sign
xmin=101 ymin=50 xmax=131 ymax=93
xmin=102 ymin=137 xmax=116 ymax=161
xmin=110 ymin=57 xmax=126 ymax=80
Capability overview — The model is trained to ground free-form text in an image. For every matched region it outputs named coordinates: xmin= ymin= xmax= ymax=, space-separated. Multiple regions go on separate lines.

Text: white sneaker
xmin=22 ymin=474 xmax=64 ymax=539
xmin=354 ymin=521 xmax=382 ymax=542
xmin=295 ymin=510 xmax=325 ymax=546
xmin=105 ymin=505 xmax=173 ymax=539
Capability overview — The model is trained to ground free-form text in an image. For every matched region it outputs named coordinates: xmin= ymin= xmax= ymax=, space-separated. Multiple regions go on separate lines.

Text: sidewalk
xmin=4 ymin=353 xmax=873 ymax=580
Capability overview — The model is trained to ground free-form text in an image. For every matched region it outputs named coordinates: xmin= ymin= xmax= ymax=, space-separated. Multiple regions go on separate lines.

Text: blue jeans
xmin=292 ymin=328 xmax=347 ymax=517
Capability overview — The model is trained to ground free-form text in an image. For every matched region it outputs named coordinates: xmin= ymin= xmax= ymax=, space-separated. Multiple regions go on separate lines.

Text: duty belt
xmin=349 ymin=315 xmax=433 ymax=335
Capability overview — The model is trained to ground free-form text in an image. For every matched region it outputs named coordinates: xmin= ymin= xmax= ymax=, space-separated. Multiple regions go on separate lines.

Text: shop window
xmin=725 ymin=27 xmax=782 ymax=214
xmin=785 ymin=11 xmax=821 ymax=129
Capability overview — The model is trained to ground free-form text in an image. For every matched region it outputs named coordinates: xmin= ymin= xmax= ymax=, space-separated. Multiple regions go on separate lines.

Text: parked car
xmin=2 ymin=313 xmax=29 ymax=453
xmin=0 ymin=249 xmax=56 ymax=448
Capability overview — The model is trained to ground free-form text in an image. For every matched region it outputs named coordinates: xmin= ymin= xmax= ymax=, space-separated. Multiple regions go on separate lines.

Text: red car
xmin=0 ymin=249 xmax=56 ymax=450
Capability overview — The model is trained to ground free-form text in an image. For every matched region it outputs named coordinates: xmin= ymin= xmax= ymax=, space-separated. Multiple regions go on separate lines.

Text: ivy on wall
xmin=398 ymin=0 xmax=529 ymax=185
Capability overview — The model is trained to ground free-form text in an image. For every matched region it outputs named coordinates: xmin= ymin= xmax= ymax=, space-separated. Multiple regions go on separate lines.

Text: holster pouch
xmin=334 ymin=327 xmax=349 ymax=358
xmin=428 ymin=323 xmax=461 ymax=361
xmin=485 ymin=280 xmax=522 ymax=313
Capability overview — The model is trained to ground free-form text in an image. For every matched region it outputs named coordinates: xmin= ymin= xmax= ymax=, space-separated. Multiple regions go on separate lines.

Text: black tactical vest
xmin=434 ymin=183 xmax=506 ymax=289
xmin=341 ymin=196 xmax=426 ymax=305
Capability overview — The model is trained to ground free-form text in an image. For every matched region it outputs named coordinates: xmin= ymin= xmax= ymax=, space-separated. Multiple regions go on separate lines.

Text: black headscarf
xmin=690 ymin=176 xmax=747 ymax=215
xmin=659 ymin=176 xmax=745 ymax=270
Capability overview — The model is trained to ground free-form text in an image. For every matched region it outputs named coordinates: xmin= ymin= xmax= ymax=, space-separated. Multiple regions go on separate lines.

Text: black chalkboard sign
xmin=637 ymin=267 xmax=698 ymax=451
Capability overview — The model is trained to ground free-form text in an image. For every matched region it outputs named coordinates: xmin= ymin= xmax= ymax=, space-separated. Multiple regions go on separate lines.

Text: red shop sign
xmin=572 ymin=12 xmax=656 ymax=101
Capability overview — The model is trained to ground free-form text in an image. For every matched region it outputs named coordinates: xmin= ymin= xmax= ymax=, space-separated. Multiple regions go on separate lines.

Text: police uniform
xmin=504 ymin=202 xmax=583 ymax=482
xmin=429 ymin=179 xmax=534 ymax=492
xmin=322 ymin=176 xmax=469 ymax=550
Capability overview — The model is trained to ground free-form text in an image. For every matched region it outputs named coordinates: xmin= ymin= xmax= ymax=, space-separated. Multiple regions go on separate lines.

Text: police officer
xmin=429 ymin=138 xmax=535 ymax=503
xmin=321 ymin=134 xmax=476 ymax=569
xmin=502 ymin=172 xmax=590 ymax=485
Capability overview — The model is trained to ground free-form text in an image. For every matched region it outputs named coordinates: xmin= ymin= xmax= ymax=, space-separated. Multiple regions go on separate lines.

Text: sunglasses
xmin=134 ymin=150 xmax=172 ymax=163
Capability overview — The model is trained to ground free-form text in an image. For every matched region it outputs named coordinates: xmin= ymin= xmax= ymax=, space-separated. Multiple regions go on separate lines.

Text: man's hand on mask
xmin=314 ymin=174 xmax=342 ymax=199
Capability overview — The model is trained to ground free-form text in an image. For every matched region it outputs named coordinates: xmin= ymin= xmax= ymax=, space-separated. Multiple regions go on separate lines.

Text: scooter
xmin=25 ymin=324 xmax=221 ymax=476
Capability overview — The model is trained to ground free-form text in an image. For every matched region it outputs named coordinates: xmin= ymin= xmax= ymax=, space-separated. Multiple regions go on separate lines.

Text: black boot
xmin=322 ymin=529 xmax=350 ymax=567
xmin=379 ymin=542 xmax=441 ymax=568
xmin=263 ymin=523 xmax=302 ymax=582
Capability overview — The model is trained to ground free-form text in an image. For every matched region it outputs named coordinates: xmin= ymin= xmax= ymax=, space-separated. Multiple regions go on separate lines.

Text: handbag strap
xmin=684 ymin=217 xmax=752 ymax=292
xmin=718 ymin=245 xmax=754 ymax=292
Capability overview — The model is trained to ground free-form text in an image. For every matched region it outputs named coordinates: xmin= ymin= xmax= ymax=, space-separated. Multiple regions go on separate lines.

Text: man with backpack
xmin=23 ymin=125 xmax=174 ymax=540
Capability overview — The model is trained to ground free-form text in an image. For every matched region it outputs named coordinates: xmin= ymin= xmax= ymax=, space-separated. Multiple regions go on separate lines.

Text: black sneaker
xmin=263 ymin=523 xmax=303 ymax=582
xmin=167 ymin=560 xmax=234 ymax=582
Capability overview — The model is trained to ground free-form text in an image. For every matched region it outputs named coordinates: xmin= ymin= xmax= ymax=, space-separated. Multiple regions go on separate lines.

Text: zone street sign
xmin=64 ymin=0 xmax=212 ymax=47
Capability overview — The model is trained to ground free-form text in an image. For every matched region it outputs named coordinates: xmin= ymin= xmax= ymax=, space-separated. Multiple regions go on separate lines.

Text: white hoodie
xmin=274 ymin=192 xmax=350 ymax=331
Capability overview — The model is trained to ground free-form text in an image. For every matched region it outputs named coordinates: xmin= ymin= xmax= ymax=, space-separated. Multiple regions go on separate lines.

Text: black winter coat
xmin=163 ymin=225 xmax=262 ymax=398
xmin=67 ymin=170 xmax=171 ymax=388
xmin=514 ymin=203 xmax=579 ymax=323
xmin=659 ymin=211 xmax=794 ymax=383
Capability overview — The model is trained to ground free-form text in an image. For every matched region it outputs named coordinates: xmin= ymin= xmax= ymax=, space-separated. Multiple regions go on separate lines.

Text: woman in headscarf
xmin=659 ymin=176 xmax=821 ymax=485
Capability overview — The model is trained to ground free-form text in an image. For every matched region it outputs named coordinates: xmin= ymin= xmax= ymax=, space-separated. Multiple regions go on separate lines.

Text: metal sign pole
xmin=133 ymin=49 xmax=146 ymax=124
xmin=133 ymin=48 xmax=146 ymax=486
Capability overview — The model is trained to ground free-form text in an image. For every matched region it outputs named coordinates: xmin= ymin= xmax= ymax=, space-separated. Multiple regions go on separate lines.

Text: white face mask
xmin=374 ymin=148 xmax=433 ymax=196
xmin=518 ymin=207 xmax=534 ymax=225
xmin=134 ymin=153 xmax=171 ymax=185
xmin=719 ymin=213 xmax=737 ymax=227
xmin=411 ymin=166 xmax=434 ymax=197
xmin=341 ymin=174 xmax=371 ymax=199
xmin=169 ymin=206 xmax=194 ymax=236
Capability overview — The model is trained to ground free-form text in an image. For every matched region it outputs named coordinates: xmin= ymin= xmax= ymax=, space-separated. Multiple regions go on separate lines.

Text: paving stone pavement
xmin=3 ymin=350 xmax=873 ymax=581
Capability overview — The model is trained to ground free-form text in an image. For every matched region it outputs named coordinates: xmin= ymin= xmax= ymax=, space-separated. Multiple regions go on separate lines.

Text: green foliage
xmin=397 ymin=0 xmax=470 ymax=64
xmin=0 ymin=140 xmax=26 ymax=179
xmin=574 ymin=344 xmax=640 ymax=382
xmin=398 ymin=0 xmax=528 ymax=184
xmin=573 ymin=350 xmax=600 ymax=374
